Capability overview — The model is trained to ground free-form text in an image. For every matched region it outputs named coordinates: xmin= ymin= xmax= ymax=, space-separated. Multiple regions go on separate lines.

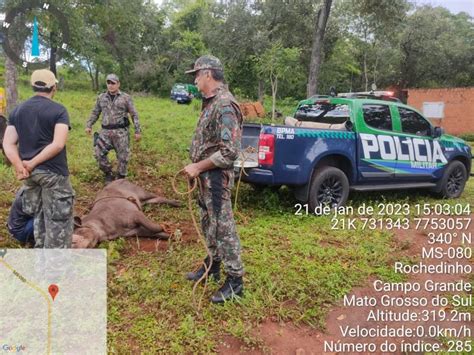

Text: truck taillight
xmin=258 ymin=133 xmax=275 ymax=166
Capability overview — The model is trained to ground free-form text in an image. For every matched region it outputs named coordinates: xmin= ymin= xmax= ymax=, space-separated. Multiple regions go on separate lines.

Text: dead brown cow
xmin=72 ymin=179 xmax=180 ymax=248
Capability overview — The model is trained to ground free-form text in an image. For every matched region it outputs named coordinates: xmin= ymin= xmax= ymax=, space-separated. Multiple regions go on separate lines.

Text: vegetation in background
xmin=3 ymin=0 xmax=473 ymax=102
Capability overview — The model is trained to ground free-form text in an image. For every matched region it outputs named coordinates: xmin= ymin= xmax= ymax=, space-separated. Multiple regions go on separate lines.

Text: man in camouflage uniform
xmin=183 ymin=55 xmax=244 ymax=303
xmin=2 ymin=69 xmax=74 ymax=248
xmin=86 ymin=74 xmax=141 ymax=183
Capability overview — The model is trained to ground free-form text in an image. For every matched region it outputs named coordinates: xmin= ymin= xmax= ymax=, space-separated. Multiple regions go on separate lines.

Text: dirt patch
xmin=217 ymin=321 xmax=326 ymax=355
xmin=218 ymin=215 xmax=473 ymax=354
xmin=162 ymin=220 xmax=199 ymax=244
xmin=125 ymin=220 xmax=198 ymax=253
xmin=127 ymin=237 xmax=169 ymax=253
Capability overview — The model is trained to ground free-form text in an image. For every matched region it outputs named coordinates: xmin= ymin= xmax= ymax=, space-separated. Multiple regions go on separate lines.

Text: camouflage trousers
xmin=94 ymin=128 xmax=130 ymax=176
xmin=22 ymin=169 xmax=75 ymax=248
xmin=198 ymin=169 xmax=244 ymax=277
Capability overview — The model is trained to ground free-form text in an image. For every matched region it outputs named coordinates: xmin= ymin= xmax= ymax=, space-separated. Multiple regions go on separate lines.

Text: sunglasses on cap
xmin=106 ymin=80 xmax=118 ymax=85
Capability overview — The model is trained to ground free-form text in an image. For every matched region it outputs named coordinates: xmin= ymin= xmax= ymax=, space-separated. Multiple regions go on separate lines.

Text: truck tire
xmin=309 ymin=166 xmax=349 ymax=211
xmin=436 ymin=161 xmax=467 ymax=198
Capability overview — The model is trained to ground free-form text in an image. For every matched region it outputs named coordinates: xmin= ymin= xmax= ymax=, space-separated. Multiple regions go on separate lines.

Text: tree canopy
xmin=2 ymin=0 xmax=473 ymax=100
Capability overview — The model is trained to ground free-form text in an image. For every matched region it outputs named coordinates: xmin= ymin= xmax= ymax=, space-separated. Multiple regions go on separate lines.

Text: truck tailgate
xmin=235 ymin=123 xmax=260 ymax=168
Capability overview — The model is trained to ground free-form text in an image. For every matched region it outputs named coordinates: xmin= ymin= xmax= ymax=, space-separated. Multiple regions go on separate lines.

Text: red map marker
xmin=48 ymin=284 xmax=59 ymax=301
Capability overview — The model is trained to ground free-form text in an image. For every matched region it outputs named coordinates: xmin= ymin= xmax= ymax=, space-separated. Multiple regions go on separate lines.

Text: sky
xmin=410 ymin=0 xmax=474 ymax=17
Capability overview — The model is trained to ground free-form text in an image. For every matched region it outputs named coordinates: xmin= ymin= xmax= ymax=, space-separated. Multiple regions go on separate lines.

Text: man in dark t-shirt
xmin=2 ymin=69 xmax=75 ymax=248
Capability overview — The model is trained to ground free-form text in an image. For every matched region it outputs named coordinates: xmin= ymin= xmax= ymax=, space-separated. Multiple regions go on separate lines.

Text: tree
xmin=400 ymin=6 xmax=474 ymax=88
xmin=336 ymin=0 xmax=409 ymax=91
xmin=202 ymin=0 xmax=263 ymax=99
xmin=307 ymin=0 xmax=332 ymax=97
xmin=254 ymin=42 xmax=300 ymax=120
xmin=3 ymin=0 xmax=30 ymax=113
xmin=318 ymin=38 xmax=361 ymax=93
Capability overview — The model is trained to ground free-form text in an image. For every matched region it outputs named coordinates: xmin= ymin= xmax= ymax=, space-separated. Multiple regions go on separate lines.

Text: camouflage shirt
xmin=86 ymin=91 xmax=141 ymax=133
xmin=190 ymin=85 xmax=242 ymax=168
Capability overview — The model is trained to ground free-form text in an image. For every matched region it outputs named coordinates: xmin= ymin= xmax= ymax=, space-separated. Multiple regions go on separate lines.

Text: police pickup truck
xmin=236 ymin=94 xmax=471 ymax=211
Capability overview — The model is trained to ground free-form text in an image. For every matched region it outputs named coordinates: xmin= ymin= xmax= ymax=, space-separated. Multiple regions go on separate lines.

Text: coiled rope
xmin=171 ymin=170 xmax=210 ymax=313
xmin=172 ymin=146 xmax=255 ymax=312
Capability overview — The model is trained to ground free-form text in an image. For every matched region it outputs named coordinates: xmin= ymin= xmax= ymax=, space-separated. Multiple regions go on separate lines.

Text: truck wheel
xmin=437 ymin=161 xmax=467 ymax=198
xmin=309 ymin=166 xmax=349 ymax=211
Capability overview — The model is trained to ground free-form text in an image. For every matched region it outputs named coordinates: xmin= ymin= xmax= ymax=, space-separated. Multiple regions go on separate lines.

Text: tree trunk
xmin=85 ymin=60 xmax=96 ymax=91
xmin=258 ymin=79 xmax=264 ymax=103
xmin=271 ymin=76 xmax=277 ymax=121
xmin=373 ymin=51 xmax=378 ymax=89
xmin=307 ymin=0 xmax=332 ymax=97
xmin=94 ymin=67 xmax=99 ymax=92
xmin=364 ymin=51 xmax=368 ymax=91
xmin=5 ymin=56 xmax=18 ymax=115
xmin=49 ymin=32 xmax=57 ymax=76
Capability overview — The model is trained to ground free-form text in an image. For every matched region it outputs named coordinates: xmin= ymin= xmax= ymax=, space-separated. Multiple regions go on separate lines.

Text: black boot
xmin=210 ymin=275 xmax=244 ymax=304
xmin=104 ymin=172 xmax=114 ymax=184
xmin=186 ymin=257 xmax=220 ymax=282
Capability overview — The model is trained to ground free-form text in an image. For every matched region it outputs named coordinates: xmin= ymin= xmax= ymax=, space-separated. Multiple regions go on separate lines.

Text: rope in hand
xmin=173 ymin=146 xmax=255 ymax=313
xmin=171 ymin=169 xmax=211 ymax=314
xmin=91 ymin=195 xmax=141 ymax=210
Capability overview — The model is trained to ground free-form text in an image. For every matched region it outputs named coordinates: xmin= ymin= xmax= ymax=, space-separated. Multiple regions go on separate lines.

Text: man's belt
xmin=102 ymin=117 xmax=130 ymax=130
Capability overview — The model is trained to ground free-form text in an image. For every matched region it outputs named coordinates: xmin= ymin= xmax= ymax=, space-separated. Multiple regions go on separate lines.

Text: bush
xmin=458 ymin=133 xmax=474 ymax=141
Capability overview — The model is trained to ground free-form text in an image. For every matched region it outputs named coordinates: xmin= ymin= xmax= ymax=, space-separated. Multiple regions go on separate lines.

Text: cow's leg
xmin=123 ymin=211 xmax=169 ymax=239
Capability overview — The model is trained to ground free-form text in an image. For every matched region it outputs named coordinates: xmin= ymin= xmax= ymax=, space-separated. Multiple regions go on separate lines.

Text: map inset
xmin=0 ymin=249 xmax=107 ymax=354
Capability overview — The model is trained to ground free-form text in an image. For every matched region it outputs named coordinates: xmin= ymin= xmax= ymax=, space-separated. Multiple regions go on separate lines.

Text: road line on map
xmin=0 ymin=258 xmax=53 ymax=355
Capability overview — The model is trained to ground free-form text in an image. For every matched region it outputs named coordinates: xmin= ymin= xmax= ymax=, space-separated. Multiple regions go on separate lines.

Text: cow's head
xmin=72 ymin=228 xmax=100 ymax=248
xmin=72 ymin=217 xmax=100 ymax=248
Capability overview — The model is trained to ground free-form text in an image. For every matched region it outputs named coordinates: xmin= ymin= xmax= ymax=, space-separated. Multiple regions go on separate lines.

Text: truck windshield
xmin=295 ymin=103 xmax=350 ymax=124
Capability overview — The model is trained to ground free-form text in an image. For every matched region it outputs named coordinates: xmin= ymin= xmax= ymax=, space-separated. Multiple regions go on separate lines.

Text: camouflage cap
xmin=106 ymin=73 xmax=119 ymax=83
xmin=185 ymin=55 xmax=223 ymax=74
xmin=31 ymin=69 xmax=58 ymax=89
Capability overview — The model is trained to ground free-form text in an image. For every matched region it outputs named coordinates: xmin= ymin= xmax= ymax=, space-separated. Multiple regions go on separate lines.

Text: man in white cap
xmin=85 ymin=74 xmax=141 ymax=183
xmin=2 ymin=69 xmax=74 ymax=248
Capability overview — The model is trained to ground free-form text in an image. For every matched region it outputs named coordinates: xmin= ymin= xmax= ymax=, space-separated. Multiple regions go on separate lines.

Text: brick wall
xmin=407 ymin=87 xmax=474 ymax=135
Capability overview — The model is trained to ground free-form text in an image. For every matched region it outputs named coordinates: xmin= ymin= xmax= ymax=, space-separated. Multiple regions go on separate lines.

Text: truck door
xmin=357 ymin=103 xmax=396 ymax=182
xmin=394 ymin=106 xmax=447 ymax=180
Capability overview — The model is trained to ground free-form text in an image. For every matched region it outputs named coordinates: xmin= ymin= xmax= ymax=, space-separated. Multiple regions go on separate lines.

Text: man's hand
xmin=14 ymin=162 xmax=29 ymax=180
xmin=22 ymin=160 xmax=36 ymax=173
xmin=135 ymin=133 xmax=141 ymax=141
xmin=183 ymin=159 xmax=216 ymax=180
xmin=85 ymin=127 xmax=92 ymax=135
xmin=183 ymin=163 xmax=202 ymax=179
xmin=3 ymin=126 xmax=27 ymax=180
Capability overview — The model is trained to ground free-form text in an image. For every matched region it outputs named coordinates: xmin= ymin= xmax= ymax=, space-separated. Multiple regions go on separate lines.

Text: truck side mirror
xmin=433 ymin=126 xmax=444 ymax=138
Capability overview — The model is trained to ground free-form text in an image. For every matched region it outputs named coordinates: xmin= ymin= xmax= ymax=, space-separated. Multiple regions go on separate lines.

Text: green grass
xmin=0 ymin=86 xmax=473 ymax=353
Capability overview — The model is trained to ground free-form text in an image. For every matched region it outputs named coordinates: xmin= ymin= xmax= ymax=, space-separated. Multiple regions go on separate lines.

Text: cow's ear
xmin=73 ymin=216 xmax=82 ymax=228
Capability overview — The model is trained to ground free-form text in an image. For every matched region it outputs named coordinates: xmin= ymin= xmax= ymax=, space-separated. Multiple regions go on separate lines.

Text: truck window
xmin=362 ymin=104 xmax=392 ymax=131
xmin=399 ymin=107 xmax=432 ymax=136
xmin=295 ymin=103 xmax=349 ymax=124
